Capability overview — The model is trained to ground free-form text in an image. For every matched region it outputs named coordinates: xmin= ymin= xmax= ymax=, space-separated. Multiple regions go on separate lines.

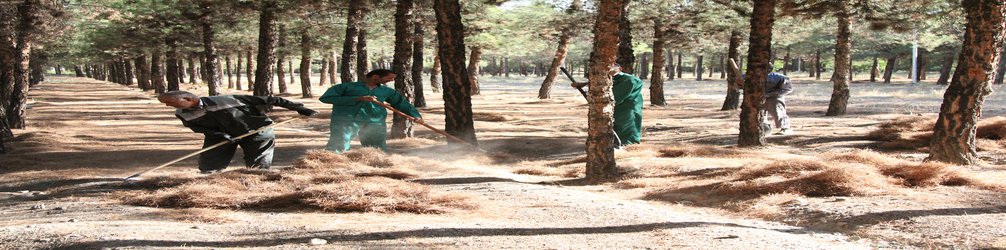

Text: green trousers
xmin=326 ymin=122 xmax=388 ymax=152
xmin=199 ymin=128 xmax=275 ymax=172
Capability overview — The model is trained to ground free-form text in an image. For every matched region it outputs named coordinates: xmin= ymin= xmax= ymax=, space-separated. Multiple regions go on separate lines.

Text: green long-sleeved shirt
xmin=319 ymin=82 xmax=421 ymax=123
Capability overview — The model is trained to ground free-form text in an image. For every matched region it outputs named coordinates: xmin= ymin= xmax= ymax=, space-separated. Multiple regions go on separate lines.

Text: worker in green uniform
xmin=158 ymin=91 xmax=318 ymax=173
xmin=572 ymin=63 xmax=643 ymax=146
xmin=320 ymin=69 xmax=422 ymax=152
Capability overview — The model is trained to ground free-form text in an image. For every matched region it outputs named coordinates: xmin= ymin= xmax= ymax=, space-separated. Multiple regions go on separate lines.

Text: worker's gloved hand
xmin=297 ymin=108 xmax=319 ymax=117
xmin=570 ymin=82 xmax=587 ymax=88
xmin=211 ymin=132 xmax=236 ymax=143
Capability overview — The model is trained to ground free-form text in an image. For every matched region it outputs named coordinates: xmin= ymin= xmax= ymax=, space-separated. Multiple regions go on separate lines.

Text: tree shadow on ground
xmin=50 ymin=221 xmax=786 ymax=249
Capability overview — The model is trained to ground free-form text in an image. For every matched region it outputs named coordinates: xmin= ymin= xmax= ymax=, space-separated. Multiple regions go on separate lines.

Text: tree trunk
xmin=695 ymin=55 xmax=704 ymax=81
xmin=187 ymin=55 xmax=197 ymax=84
xmin=413 ymin=18 xmax=427 ymax=108
xmin=504 ymin=57 xmax=510 ymax=77
xmin=299 ymin=31 xmax=313 ymax=97
xmin=430 ymin=52 xmax=441 ymax=92
xmin=869 ymin=56 xmax=879 ymax=82
xmin=225 ymin=54 xmax=233 ymax=89
xmin=616 ymin=4 xmax=634 ymax=75
xmin=667 ymin=49 xmax=674 ymax=80
xmin=995 ymin=48 xmax=1006 ymax=84
xmin=722 ymin=30 xmax=743 ymax=110
xmin=883 ymin=55 xmax=897 ymax=83
xmin=320 ymin=58 xmax=329 ymax=86
xmin=151 ymin=48 xmax=166 ymax=94
xmin=433 ymin=0 xmax=478 ymax=145
xmin=929 ymin=0 xmax=1005 ymax=165
xmin=328 ymin=52 xmax=337 ymax=85
xmin=639 ymin=52 xmax=651 ymax=79
xmin=814 ymin=49 xmax=822 ymax=80
xmin=253 ymin=0 xmax=277 ymax=104
xmin=937 ymin=51 xmax=955 ymax=85
xmin=246 ymin=48 xmax=254 ymax=91
xmin=340 ymin=0 xmax=364 ymax=83
xmin=826 ymin=11 xmax=852 ymax=116
xmin=583 ymin=0 xmax=626 ymax=182
xmin=467 ymin=46 xmax=482 ymax=95
xmin=165 ymin=39 xmax=180 ymax=91
xmin=781 ymin=46 xmax=791 ymax=75
xmin=277 ymin=25 xmax=288 ymax=94
xmin=135 ymin=54 xmax=150 ymax=90
xmin=177 ymin=57 xmax=185 ymax=84
xmin=288 ymin=60 xmax=295 ymax=86
xmin=676 ymin=53 xmax=683 ymax=79
xmin=74 ymin=65 xmax=84 ymax=77
xmin=720 ymin=56 xmax=726 ymax=79
xmin=738 ymin=0 xmax=776 ymax=147
xmin=537 ymin=13 xmax=574 ymax=99
xmin=357 ymin=32 xmax=369 ymax=80
xmin=391 ymin=0 xmax=416 ymax=139
xmin=124 ymin=58 xmax=134 ymax=86
xmin=8 ymin=1 xmax=33 ymax=129
xmin=200 ymin=3 xmax=221 ymax=96
xmin=235 ymin=51 xmax=243 ymax=90
xmin=649 ymin=20 xmax=667 ymax=106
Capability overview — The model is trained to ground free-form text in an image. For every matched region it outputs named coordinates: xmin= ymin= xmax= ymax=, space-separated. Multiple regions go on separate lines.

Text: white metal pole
xmin=912 ymin=29 xmax=919 ymax=85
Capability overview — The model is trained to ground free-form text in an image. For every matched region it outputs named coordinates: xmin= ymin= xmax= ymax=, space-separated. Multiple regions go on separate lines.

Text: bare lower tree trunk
xmin=928 ymin=0 xmax=1005 ymax=165
xmin=236 ymin=51 xmax=243 ymax=90
xmin=328 ymin=52 xmax=337 ymax=85
xmin=467 ymin=46 xmax=482 ymax=95
xmin=537 ymin=22 xmax=572 ymax=99
xmin=430 ymin=52 xmax=441 ymax=92
xmin=615 ymin=3 xmax=634 ymax=75
xmin=200 ymin=3 xmax=221 ymax=96
xmin=883 ymin=55 xmax=897 ymax=83
xmin=695 ymin=55 xmax=704 ymax=81
xmin=390 ymin=0 xmax=416 ymax=139
xmin=320 ymin=58 xmax=329 ymax=85
xmin=649 ymin=20 xmax=667 ymax=106
xmin=151 ymin=48 xmax=166 ymax=94
xmin=869 ymin=56 xmax=879 ymax=82
xmin=165 ymin=39 xmax=180 ymax=91
xmin=225 ymin=54 xmax=233 ymax=88
xmin=738 ymin=0 xmax=776 ymax=147
xmin=357 ymin=32 xmax=369 ymax=80
xmin=246 ymin=48 xmax=254 ymax=91
xmin=667 ymin=49 xmax=675 ymax=80
xmin=937 ymin=51 xmax=955 ymax=85
xmin=433 ymin=0 xmax=478 ymax=145
xmin=276 ymin=25 xmax=288 ymax=94
xmin=135 ymin=54 xmax=150 ymax=90
xmin=299 ymin=31 xmax=313 ymax=97
xmin=253 ymin=0 xmax=277 ymax=103
xmin=413 ymin=18 xmax=427 ymax=108
xmin=721 ymin=30 xmax=743 ymax=110
xmin=639 ymin=52 xmax=650 ymax=79
xmin=583 ymin=0 xmax=626 ymax=182
xmin=340 ymin=0 xmax=363 ymax=83
xmin=826 ymin=11 xmax=852 ymax=116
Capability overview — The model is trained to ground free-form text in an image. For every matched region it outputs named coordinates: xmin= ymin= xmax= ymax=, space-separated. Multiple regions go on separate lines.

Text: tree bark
xmin=537 ymin=3 xmax=575 ymax=100
xmin=135 ymin=54 xmax=150 ymax=90
xmin=320 ymin=57 xmax=329 ymax=86
xmin=236 ymin=51 xmax=243 ymax=90
xmin=738 ymin=0 xmax=776 ymax=147
xmin=391 ymin=0 xmax=416 ymax=139
xmin=722 ymin=30 xmax=743 ymax=110
xmin=74 ymin=65 xmax=84 ymax=77
xmin=994 ymin=46 xmax=1006 ymax=84
xmin=467 ymin=46 xmax=482 ymax=95
xmin=616 ymin=4 xmax=634 ymax=75
xmin=883 ymin=55 xmax=897 ymax=83
xmin=928 ymin=0 xmax=1005 ymax=165
xmin=245 ymin=48 xmax=254 ymax=91
xmin=253 ymin=0 xmax=277 ymax=104
xmin=340 ymin=0 xmax=363 ymax=83
xmin=413 ymin=18 xmax=427 ymax=108
xmin=695 ymin=55 xmax=704 ymax=81
xmin=225 ymin=54 xmax=233 ymax=89
xmin=640 ymin=52 xmax=651 ymax=79
xmin=649 ymin=20 xmax=667 ymax=106
xmin=151 ymin=48 xmax=166 ymax=94
xmin=200 ymin=2 xmax=221 ymax=96
xmin=869 ymin=56 xmax=879 ymax=82
xmin=277 ymin=25 xmax=288 ymax=94
xmin=124 ymin=58 xmax=134 ymax=86
xmin=583 ymin=0 xmax=626 ymax=182
xmin=187 ymin=55 xmax=197 ymax=84
xmin=937 ymin=51 xmax=955 ymax=85
xmin=299 ymin=31 xmax=313 ymax=97
xmin=430 ymin=52 xmax=441 ymax=92
xmin=814 ymin=49 xmax=822 ymax=80
xmin=328 ymin=52 xmax=337 ymax=85
xmin=667 ymin=49 xmax=675 ymax=80
xmin=433 ymin=0 xmax=478 ymax=145
xmin=826 ymin=10 xmax=852 ymax=116
xmin=676 ymin=53 xmax=683 ymax=79
xmin=165 ymin=39 xmax=180 ymax=91
xmin=357 ymin=32 xmax=369 ymax=80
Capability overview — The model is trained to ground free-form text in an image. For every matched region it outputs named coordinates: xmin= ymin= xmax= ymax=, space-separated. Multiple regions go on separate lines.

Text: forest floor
xmin=3 ymin=73 xmax=1006 ymax=249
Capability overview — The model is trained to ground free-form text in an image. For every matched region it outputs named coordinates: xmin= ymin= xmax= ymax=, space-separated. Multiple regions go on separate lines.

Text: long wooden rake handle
xmin=370 ymin=100 xmax=485 ymax=152
xmin=123 ymin=117 xmax=303 ymax=180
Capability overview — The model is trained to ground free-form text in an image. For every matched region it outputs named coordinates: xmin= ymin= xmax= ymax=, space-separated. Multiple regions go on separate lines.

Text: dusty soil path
xmin=0 ymin=77 xmax=877 ymax=249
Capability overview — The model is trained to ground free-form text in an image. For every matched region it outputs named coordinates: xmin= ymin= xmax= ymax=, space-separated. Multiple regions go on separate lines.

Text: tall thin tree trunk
xmin=299 ymin=31 xmax=313 ymax=97
xmin=537 ymin=0 xmax=576 ymax=100
xmin=467 ymin=46 xmax=482 ymax=95
xmin=583 ymin=0 xmax=626 ymax=182
xmin=165 ymin=39 xmax=180 ymax=91
xmin=994 ymin=47 xmax=1006 ymax=84
xmin=276 ymin=24 xmax=288 ymax=94
xmin=883 ymin=55 xmax=897 ymax=83
xmin=676 ymin=53 xmax=683 ymax=79
xmin=200 ymin=3 xmax=221 ymax=96
xmin=236 ymin=51 xmax=243 ymax=90
xmin=826 ymin=10 xmax=852 ymax=116
xmin=187 ymin=55 xmax=197 ymax=84
xmin=430 ymin=52 xmax=441 ymax=92
xmin=928 ymin=0 xmax=1005 ymax=165
xmin=413 ymin=17 xmax=427 ymax=108
xmin=667 ymin=49 xmax=675 ymax=80
xmin=649 ymin=20 xmax=667 ymax=106
xmin=328 ymin=52 xmax=337 ymax=85
xmin=615 ymin=3 xmax=634 ymax=75
xmin=225 ymin=54 xmax=233 ymax=88
xmin=433 ymin=0 xmax=478 ymax=145
xmin=390 ymin=0 xmax=416 ymax=139
xmin=869 ymin=56 xmax=879 ymax=82
xmin=253 ymin=0 xmax=277 ymax=105
xmin=245 ymin=48 xmax=254 ymax=91
xmin=135 ymin=54 xmax=150 ymax=90
xmin=695 ymin=55 xmax=704 ymax=81
xmin=738 ymin=0 xmax=776 ymax=147
xmin=151 ymin=48 xmax=166 ymax=94
xmin=937 ymin=51 xmax=955 ymax=85
xmin=722 ymin=30 xmax=743 ymax=110
xmin=320 ymin=58 xmax=329 ymax=86
xmin=640 ymin=52 xmax=651 ymax=79
xmin=340 ymin=0 xmax=363 ymax=83
xmin=357 ymin=32 xmax=369 ymax=80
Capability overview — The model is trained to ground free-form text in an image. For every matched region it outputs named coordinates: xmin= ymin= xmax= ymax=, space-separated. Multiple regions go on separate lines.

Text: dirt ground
xmin=3 ymin=73 xmax=1006 ymax=249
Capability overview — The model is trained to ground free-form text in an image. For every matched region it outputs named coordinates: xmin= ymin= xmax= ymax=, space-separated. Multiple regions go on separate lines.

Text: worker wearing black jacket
xmin=158 ymin=91 xmax=318 ymax=173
